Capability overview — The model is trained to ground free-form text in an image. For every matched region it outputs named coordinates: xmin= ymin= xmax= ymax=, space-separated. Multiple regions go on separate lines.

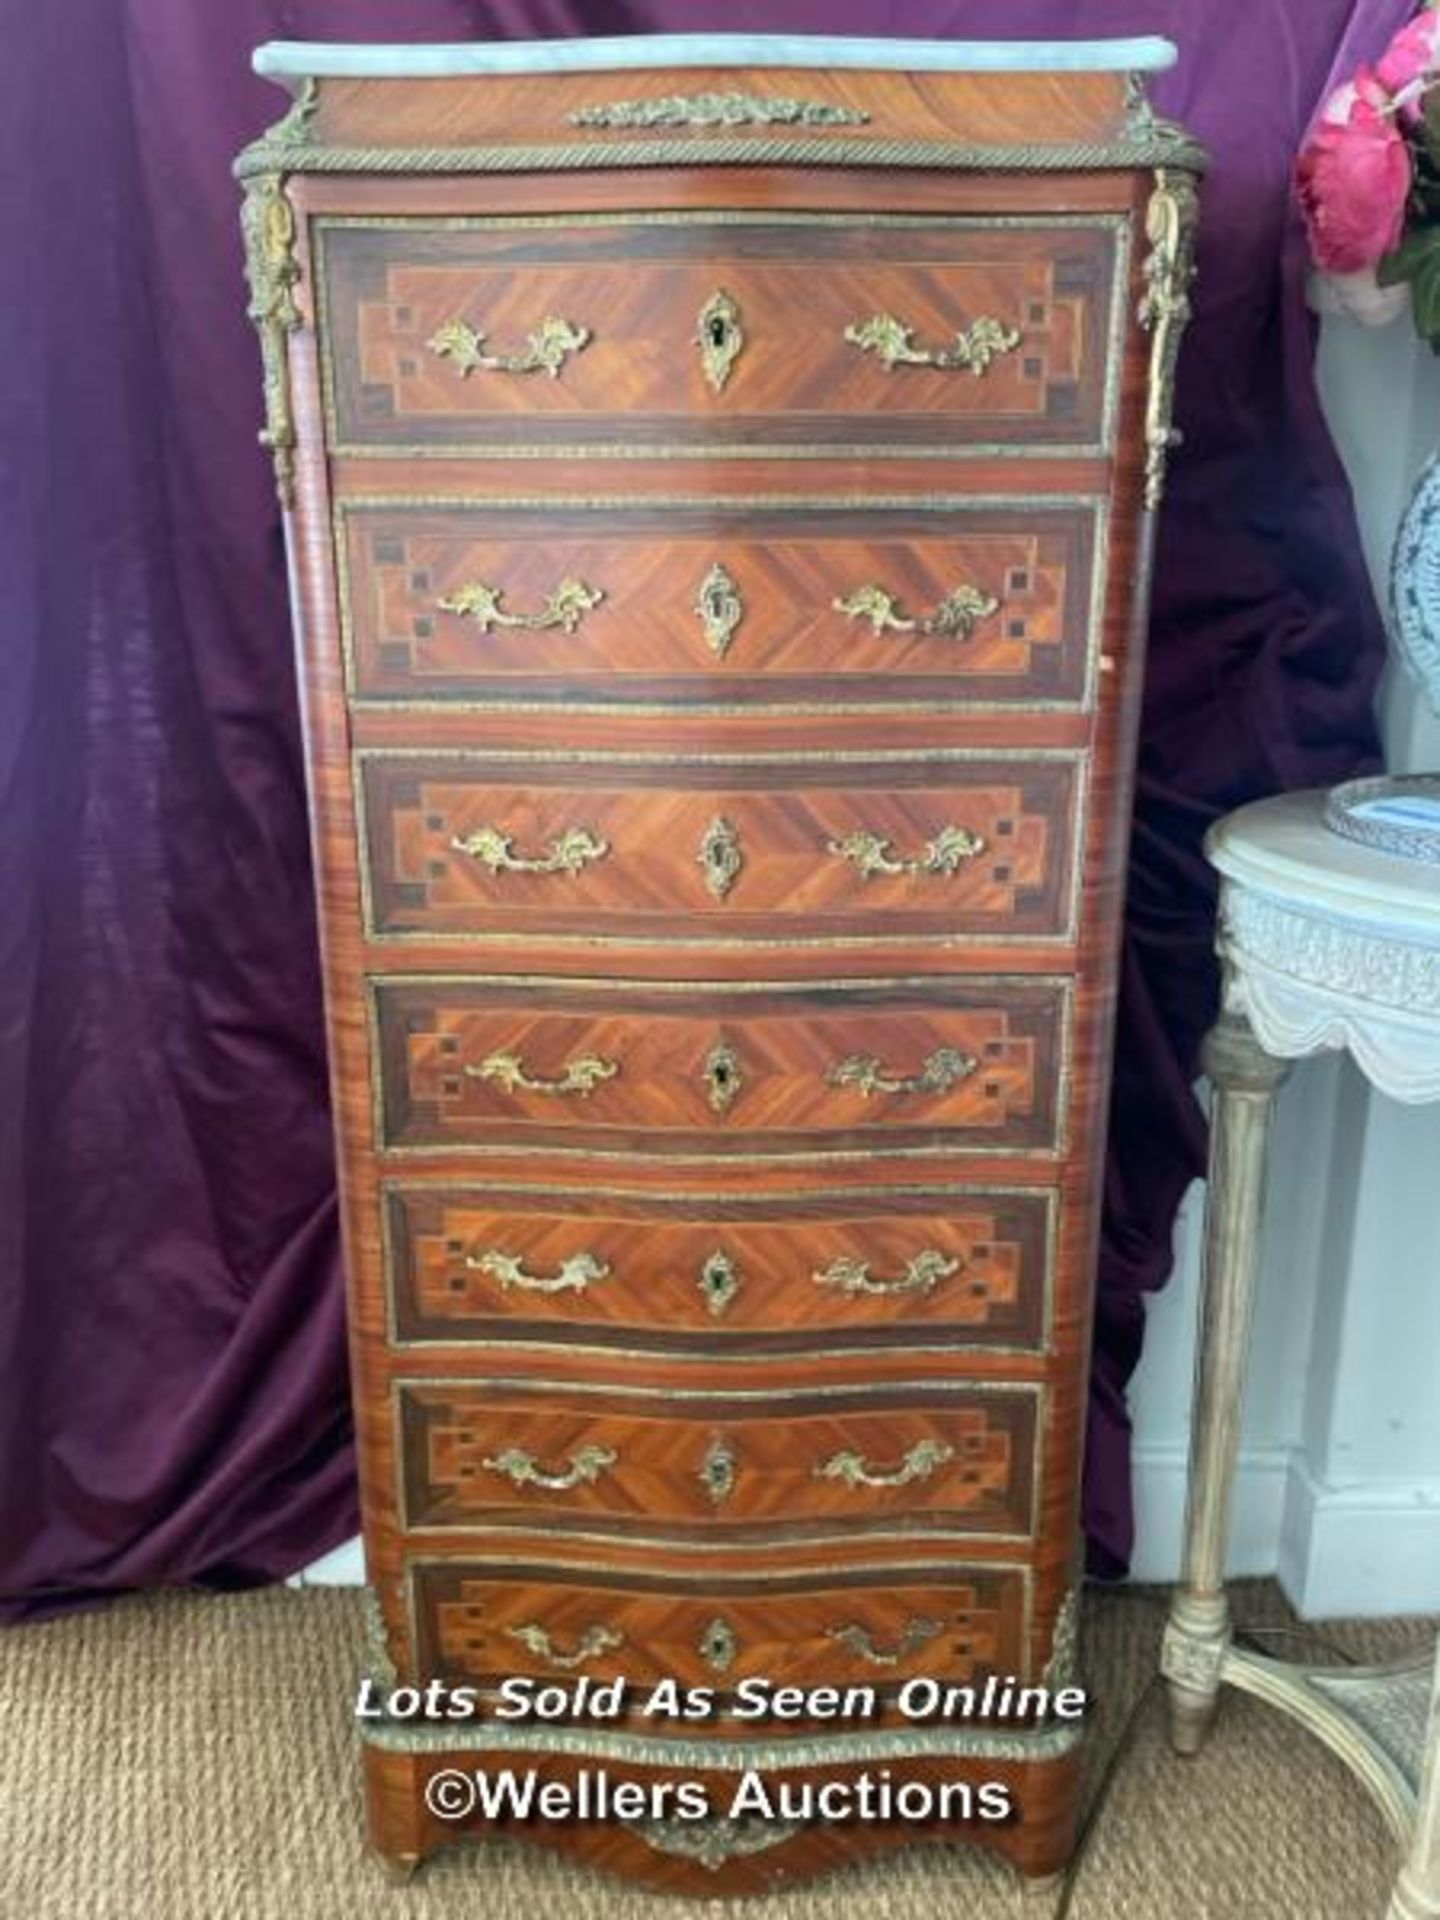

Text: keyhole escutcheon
xmin=703 ymin=1040 xmax=744 ymax=1115
xmin=696 ymin=290 xmax=744 ymax=394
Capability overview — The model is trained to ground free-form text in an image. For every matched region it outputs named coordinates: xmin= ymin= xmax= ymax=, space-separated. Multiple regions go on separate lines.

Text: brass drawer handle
xmin=813 ymin=1250 xmax=961 ymax=1298
xmin=696 ymin=289 xmax=744 ymax=392
xmin=450 ymin=825 xmax=609 ymax=877
xmin=465 ymin=1250 xmax=611 ymax=1295
xmin=828 ymin=1047 xmax=978 ymax=1099
xmin=843 ymin=311 xmax=1021 ymax=375
xmin=465 ymin=1052 xmax=618 ymax=1098
xmin=506 ymin=1622 xmax=624 ymax=1670
xmin=827 ymin=1617 xmax=944 ymax=1667
xmin=827 ymin=825 xmax=986 ymax=880
xmin=481 ymin=1444 xmax=617 ymax=1492
xmin=815 ymin=1438 xmax=955 ymax=1491
xmin=437 ymin=577 xmax=604 ymax=634
xmin=833 ymin=582 xmax=999 ymax=641
xmin=427 ymin=314 xmax=591 ymax=379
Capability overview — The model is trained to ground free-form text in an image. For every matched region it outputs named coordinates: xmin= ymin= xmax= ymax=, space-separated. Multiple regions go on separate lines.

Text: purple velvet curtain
xmin=0 ymin=0 xmax=1404 ymax=1618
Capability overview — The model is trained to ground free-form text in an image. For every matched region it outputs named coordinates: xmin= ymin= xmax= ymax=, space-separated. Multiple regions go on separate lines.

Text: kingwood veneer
xmin=237 ymin=33 xmax=1201 ymax=1896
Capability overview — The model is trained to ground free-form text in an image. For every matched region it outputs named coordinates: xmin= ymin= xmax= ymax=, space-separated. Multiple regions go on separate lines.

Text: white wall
xmin=1129 ymin=313 xmax=1440 ymax=1616
xmin=298 ymin=320 xmax=1440 ymax=1613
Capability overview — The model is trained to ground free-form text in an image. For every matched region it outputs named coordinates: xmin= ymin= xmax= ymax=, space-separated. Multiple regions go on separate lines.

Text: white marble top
xmin=1209 ymin=793 xmax=1440 ymax=938
xmin=253 ymin=34 xmax=1177 ymax=82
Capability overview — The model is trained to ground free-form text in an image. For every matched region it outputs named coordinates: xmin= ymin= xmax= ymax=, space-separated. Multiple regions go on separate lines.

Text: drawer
xmin=358 ymin=752 xmax=1082 ymax=945
xmin=370 ymin=976 xmax=1068 ymax=1157
xmin=411 ymin=1558 xmax=1029 ymax=1694
xmin=397 ymin=1379 xmax=1039 ymax=1538
xmin=317 ymin=215 xmax=1120 ymax=454
xmin=338 ymin=500 xmax=1103 ymax=710
xmin=384 ymin=1182 xmax=1053 ymax=1352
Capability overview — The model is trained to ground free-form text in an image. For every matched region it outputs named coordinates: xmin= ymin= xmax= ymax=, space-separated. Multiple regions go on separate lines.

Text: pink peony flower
xmin=1297 ymin=71 xmax=1413 ymax=272
xmin=1377 ymin=7 xmax=1440 ymax=116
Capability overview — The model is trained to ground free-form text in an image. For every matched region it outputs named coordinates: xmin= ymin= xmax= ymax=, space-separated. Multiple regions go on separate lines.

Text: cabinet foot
xmin=1019 ymin=1865 xmax=1065 ymax=1897
xmin=374 ymin=1851 xmax=421 ymax=1886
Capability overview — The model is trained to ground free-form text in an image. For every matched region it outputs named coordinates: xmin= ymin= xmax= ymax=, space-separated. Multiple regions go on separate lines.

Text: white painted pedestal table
xmin=1161 ymin=788 xmax=1440 ymax=1918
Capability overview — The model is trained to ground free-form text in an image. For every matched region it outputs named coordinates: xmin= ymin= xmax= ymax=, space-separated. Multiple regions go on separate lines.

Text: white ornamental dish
xmin=1324 ymin=775 xmax=1440 ymax=867
xmin=1390 ymin=447 xmax=1440 ymax=714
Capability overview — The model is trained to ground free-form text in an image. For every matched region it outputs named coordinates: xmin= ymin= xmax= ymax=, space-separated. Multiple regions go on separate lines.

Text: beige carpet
xmin=0 ymin=1581 xmax=1427 ymax=1919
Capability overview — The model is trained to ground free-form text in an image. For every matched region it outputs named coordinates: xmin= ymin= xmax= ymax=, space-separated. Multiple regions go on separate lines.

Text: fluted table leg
xmin=1163 ymin=1009 xmax=1291 ymax=1757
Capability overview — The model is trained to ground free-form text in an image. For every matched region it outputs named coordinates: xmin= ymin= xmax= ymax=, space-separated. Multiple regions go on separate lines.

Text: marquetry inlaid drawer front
xmin=358 ymin=754 xmax=1081 ymax=945
xmin=371 ymin=977 xmax=1067 ymax=1157
xmin=398 ymin=1381 xmax=1039 ymax=1538
xmin=318 ymin=217 xmax=1119 ymax=454
xmin=385 ymin=1183 xmax=1052 ymax=1350
xmin=339 ymin=501 xmax=1102 ymax=709
xmin=412 ymin=1561 xmax=1028 ymax=1695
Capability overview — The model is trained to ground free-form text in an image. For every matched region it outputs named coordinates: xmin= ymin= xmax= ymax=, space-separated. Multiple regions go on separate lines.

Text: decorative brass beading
xmin=507 ymin=1622 xmax=624 ymax=1670
xmin=698 ymin=1616 xmax=739 ymax=1675
xmin=832 ymin=582 xmax=999 ymax=641
xmin=698 ymin=1249 xmax=741 ymax=1318
xmin=827 ymin=826 xmax=987 ymax=880
xmin=437 ymin=577 xmax=604 ymax=634
xmin=427 ymin=314 xmax=591 ymax=378
xmin=1042 ymin=1586 xmax=1083 ymax=1692
xmin=569 ymin=92 xmax=869 ymax=131
xmin=699 ymin=1434 xmax=739 ymax=1506
xmin=1137 ymin=167 xmax=1200 ymax=509
xmin=465 ymin=1249 xmax=611 ymax=1295
xmin=695 ymin=289 xmax=744 ymax=392
xmin=481 ymin=1444 xmax=617 ymax=1492
xmin=239 ymin=174 xmax=304 ymax=506
xmin=238 ymin=124 xmax=1206 ymax=184
xmin=450 ymin=824 xmax=609 ymax=877
xmin=843 ymin=312 xmax=1021 ymax=375
xmin=703 ymin=1041 xmax=744 ymax=1115
xmin=698 ymin=817 xmax=744 ymax=902
xmin=466 ymin=1052 xmax=619 ymax=1098
xmin=828 ymin=1047 xmax=979 ymax=1099
xmin=827 ymin=1617 xmax=943 ymax=1667
xmin=814 ymin=1438 xmax=955 ymax=1491
xmin=694 ymin=562 xmax=744 ymax=657
xmin=812 ymin=1249 xmax=961 ymax=1298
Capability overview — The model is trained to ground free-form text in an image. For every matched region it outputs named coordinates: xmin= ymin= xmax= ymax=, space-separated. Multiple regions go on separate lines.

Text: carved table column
xmin=1158 ymin=789 xmax=1440 ymax=1917
xmin=1163 ymin=1010 xmax=1290 ymax=1754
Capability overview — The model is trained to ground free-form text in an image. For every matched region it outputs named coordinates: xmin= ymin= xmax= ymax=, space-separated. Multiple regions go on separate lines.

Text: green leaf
xmin=1378 ymin=225 xmax=1440 ymax=287
xmin=1417 ymin=85 xmax=1440 ymax=172
xmin=1410 ymin=245 xmax=1440 ymax=341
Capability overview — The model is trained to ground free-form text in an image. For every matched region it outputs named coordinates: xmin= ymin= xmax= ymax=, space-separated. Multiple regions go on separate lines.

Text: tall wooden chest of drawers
xmin=237 ymin=34 xmax=1200 ymax=1897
